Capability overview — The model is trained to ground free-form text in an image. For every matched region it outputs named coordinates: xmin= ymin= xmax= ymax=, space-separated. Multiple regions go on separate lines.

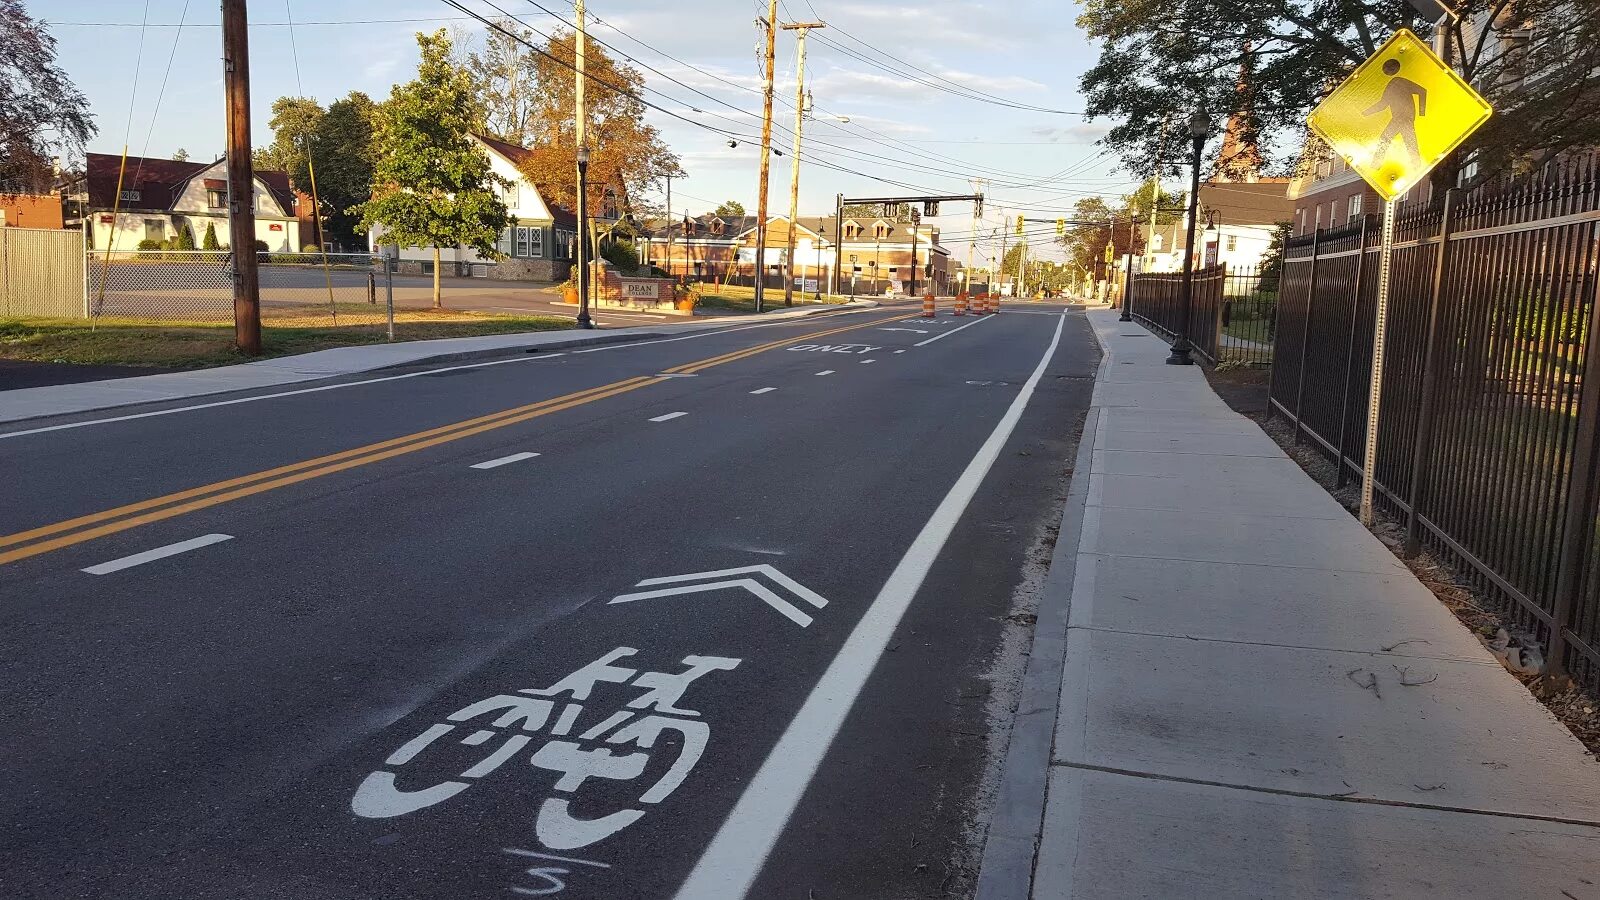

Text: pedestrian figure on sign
xmin=1364 ymin=58 xmax=1427 ymax=171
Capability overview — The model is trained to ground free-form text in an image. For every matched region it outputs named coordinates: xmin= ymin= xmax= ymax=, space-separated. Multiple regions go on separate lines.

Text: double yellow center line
xmin=0 ymin=311 xmax=917 ymax=567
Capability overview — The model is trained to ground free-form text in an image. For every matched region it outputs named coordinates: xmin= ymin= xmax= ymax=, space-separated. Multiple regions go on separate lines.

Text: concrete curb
xmin=972 ymin=319 xmax=1108 ymax=900
xmin=0 ymin=301 xmax=876 ymax=426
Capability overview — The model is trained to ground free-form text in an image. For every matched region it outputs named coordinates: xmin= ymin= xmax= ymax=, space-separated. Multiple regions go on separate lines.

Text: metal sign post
xmin=1359 ymin=198 xmax=1398 ymax=526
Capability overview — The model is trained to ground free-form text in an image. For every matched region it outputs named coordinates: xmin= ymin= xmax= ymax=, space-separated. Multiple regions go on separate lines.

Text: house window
xmin=1151 ymin=234 xmax=1163 ymax=250
xmin=1226 ymin=235 xmax=1238 ymax=251
xmin=207 ymin=189 xmax=226 ymax=209
xmin=875 ymin=224 xmax=890 ymax=239
xmin=844 ymin=222 xmax=860 ymax=238
xmin=554 ymin=227 xmax=574 ymax=260
xmin=527 ymin=227 xmax=543 ymax=258
xmin=1348 ymin=193 xmax=1364 ymax=221
xmin=121 ymin=190 xmax=141 ymax=202
xmin=143 ymin=219 xmax=165 ymax=242
xmin=515 ymin=226 xmax=530 ymax=257
xmin=498 ymin=228 xmax=513 ymax=256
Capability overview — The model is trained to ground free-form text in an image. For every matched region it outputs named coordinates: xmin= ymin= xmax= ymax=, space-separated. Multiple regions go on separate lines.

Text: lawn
xmin=0 ymin=306 xmax=574 ymax=369
xmin=688 ymin=283 xmax=854 ymax=312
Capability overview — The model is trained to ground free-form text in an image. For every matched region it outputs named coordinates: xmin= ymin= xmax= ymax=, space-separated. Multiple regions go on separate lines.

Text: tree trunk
xmin=432 ymin=246 xmax=442 ymax=309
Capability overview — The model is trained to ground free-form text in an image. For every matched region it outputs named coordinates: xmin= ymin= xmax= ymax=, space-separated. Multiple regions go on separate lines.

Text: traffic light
xmin=1056 ymin=218 xmax=1066 ymax=236
xmin=1015 ymin=215 xmax=1024 ymax=235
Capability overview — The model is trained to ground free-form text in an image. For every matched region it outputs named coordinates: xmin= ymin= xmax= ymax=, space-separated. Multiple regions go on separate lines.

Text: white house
xmin=66 ymin=153 xmax=303 ymax=254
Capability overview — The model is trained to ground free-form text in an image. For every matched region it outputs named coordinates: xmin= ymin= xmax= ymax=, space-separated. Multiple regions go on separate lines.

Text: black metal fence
xmin=1129 ymin=264 xmax=1276 ymax=366
xmin=1270 ymin=158 xmax=1600 ymax=688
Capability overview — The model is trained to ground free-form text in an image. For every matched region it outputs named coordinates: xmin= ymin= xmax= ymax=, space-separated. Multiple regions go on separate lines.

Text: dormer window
xmin=874 ymin=221 xmax=891 ymax=239
xmin=712 ymin=219 xmax=725 ymax=235
xmin=843 ymin=220 xmax=860 ymax=238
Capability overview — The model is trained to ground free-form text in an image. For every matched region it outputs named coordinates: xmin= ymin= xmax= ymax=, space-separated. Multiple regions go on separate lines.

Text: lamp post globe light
xmin=576 ymin=145 xmax=593 ymax=329
xmin=1166 ymin=111 xmax=1211 ymax=365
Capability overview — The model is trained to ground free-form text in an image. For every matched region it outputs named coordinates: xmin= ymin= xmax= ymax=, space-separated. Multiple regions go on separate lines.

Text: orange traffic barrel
xmin=922 ymin=293 xmax=936 ymax=318
xmin=954 ymin=292 xmax=968 ymax=316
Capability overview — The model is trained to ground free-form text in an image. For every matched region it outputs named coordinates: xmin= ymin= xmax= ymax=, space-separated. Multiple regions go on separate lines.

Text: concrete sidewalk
xmin=0 ymin=302 xmax=869 ymax=426
xmin=981 ymin=309 xmax=1600 ymax=899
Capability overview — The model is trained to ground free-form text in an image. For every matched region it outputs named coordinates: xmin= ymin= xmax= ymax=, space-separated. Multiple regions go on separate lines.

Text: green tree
xmin=354 ymin=30 xmax=511 ymax=308
xmin=287 ymin=92 xmax=379 ymax=248
xmin=255 ymin=96 xmax=323 ymax=173
xmin=174 ymin=221 xmax=195 ymax=251
xmin=202 ymin=221 xmax=220 ymax=250
xmin=713 ymin=200 xmax=745 ymax=217
xmin=1077 ymin=0 xmax=1600 ymax=187
xmin=172 ymin=148 xmax=189 ymax=162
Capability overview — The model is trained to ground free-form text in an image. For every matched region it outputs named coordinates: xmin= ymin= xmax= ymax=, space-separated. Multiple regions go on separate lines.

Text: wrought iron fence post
xmin=1120 ymin=251 xmax=1134 ymax=321
xmin=1546 ymin=218 xmax=1600 ymax=679
xmin=1403 ymin=190 xmax=1460 ymax=558
xmin=1291 ymin=227 xmax=1322 ymax=444
xmin=1335 ymin=215 xmax=1375 ymax=488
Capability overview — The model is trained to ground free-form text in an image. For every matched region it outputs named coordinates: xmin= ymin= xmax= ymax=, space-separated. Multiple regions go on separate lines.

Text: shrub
xmin=600 ymin=237 xmax=640 ymax=273
xmin=136 ymin=238 xmax=162 ymax=259
xmin=301 ymin=243 xmax=320 ymax=254
xmin=202 ymin=221 xmax=220 ymax=250
xmin=175 ymin=223 xmax=196 ymax=251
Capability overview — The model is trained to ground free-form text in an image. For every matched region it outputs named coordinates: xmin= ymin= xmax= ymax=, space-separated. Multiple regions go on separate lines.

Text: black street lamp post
xmin=576 ymin=145 xmax=593 ymax=329
xmin=1166 ymin=112 xmax=1211 ymax=365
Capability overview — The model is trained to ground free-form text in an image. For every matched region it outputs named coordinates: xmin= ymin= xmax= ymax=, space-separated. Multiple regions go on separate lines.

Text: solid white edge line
xmin=672 ymin=314 xmax=1067 ymax=900
xmin=81 ymin=533 xmax=235 ymax=575
xmin=649 ymin=411 xmax=688 ymax=422
xmin=913 ymin=312 xmax=995 ymax=347
xmin=469 ymin=451 xmax=541 ymax=470
xmin=749 ymin=388 xmax=776 ymax=394
xmin=0 ymin=307 xmax=873 ymax=441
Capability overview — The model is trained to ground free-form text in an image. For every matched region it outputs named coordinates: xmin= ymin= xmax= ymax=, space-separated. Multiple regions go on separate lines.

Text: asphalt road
xmin=0 ymin=301 xmax=1099 ymax=899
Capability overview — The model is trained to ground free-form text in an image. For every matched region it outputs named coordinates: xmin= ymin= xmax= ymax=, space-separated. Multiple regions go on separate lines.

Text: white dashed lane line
xmin=470 ymin=452 xmax=541 ymax=470
xmin=649 ymin=412 xmax=689 ymax=422
xmin=750 ymin=387 xmax=777 ymax=394
xmin=82 ymin=534 xmax=234 ymax=575
xmin=860 ymin=359 xmax=877 ymax=364
xmin=815 ymin=370 xmax=835 ymax=376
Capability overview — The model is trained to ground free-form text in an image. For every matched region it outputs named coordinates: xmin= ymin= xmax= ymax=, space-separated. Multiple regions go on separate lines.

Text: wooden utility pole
xmin=998 ymin=210 xmax=1009 ymax=299
xmin=968 ymin=178 xmax=985 ymax=290
xmin=781 ymin=21 xmax=823 ymax=306
xmin=663 ymin=173 xmax=673 ymax=278
xmin=752 ymin=0 xmax=779 ymax=313
xmin=221 ymin=0 xmax=260 ymax=354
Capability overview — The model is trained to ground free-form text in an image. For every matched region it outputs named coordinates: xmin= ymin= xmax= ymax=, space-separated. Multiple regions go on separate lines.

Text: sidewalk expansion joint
xmin=1087 ymin=551 xmax=1406 ymax=578
xmin=1065 ymin=624 xmax=1500 ymax=665
xmin=1049 ymin=761 xmax=1600 ymax=829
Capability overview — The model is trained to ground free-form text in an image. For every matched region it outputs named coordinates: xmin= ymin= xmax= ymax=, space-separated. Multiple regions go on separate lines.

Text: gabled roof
xmin=471 ymin=133 xmax=578 ymax=228
xmin=82 ymin=152 xmax=296 ymax=214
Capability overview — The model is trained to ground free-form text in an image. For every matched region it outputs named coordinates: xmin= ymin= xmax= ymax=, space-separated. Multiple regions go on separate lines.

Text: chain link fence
xmin=85 ymin=251 xmax=390 ymax=328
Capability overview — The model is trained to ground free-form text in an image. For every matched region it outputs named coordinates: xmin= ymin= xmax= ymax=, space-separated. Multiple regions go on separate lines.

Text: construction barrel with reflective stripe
xmin=922 ymin=293 xmax=936 ymax=317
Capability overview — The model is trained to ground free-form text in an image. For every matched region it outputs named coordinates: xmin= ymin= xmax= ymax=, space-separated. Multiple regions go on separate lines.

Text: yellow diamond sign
xmin=1308 ymin=28 xmax=1491 ymax=201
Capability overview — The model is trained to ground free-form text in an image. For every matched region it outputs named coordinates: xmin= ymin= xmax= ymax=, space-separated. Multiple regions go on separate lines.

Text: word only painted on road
xmin=353 ymin=647 xmax=738 ymax=857
xmin=786 ymin=343 xmax=880 ymax=354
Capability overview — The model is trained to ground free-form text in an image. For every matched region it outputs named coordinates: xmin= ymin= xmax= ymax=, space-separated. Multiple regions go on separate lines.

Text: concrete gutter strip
xmin=973 ymin=326 xmax=1106 ymax=900
xmin=0 ymin=301 xmax=876 ymax=426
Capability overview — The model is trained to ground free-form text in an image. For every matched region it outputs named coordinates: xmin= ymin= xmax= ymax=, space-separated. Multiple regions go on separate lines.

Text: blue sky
xmin=36 ymin=0 xmax=1138 ymax=265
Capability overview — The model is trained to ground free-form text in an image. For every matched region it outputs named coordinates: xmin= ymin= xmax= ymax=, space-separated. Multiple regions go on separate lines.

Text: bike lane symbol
xmin=351 ymin=647 xmax=739 ymax=850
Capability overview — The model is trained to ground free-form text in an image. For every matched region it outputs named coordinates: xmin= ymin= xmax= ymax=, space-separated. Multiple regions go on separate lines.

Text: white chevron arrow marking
xmin=609 ymin=565 xmax=828 ymax=627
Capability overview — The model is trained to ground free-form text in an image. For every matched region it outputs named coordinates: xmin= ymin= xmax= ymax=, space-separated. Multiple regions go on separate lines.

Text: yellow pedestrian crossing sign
xmin=1307 ymin=28 xmax=1490 ymax=201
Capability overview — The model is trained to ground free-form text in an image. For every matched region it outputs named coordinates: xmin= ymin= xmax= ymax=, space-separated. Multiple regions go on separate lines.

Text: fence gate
xmin=0 ymin=227 xmax=84 ymax=318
